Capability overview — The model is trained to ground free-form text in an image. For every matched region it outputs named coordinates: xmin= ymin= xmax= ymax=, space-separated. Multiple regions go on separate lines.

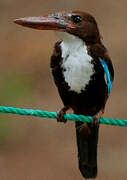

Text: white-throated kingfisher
xmin=14 ymin=11 xmax=114 ymax=179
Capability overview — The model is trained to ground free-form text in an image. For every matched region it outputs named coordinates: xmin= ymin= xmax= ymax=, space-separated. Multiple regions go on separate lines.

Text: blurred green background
xmin=0 ymin=0 xmax=127 ymax=179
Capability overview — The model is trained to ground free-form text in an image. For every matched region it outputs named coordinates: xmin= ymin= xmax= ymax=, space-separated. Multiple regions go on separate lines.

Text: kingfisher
xmin=14 ymin=11 xmax=114 ymax=179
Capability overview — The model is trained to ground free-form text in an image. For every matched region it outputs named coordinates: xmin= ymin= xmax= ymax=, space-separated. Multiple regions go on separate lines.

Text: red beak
xmin=13 ymin=15 xmax=69 ymax=31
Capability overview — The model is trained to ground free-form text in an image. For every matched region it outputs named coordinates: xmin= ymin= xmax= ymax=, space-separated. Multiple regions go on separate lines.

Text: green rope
xmin=0 ymin=106 xmax=126 ymax=127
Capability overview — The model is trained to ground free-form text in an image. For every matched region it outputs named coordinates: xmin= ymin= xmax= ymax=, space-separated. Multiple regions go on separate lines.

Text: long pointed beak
xmin=13 ymin=15 xmax=68 ymax=31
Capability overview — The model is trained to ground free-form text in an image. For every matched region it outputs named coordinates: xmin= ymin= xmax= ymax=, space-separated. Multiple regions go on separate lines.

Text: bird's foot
xmin=92 ymin=110 xmax=104 ymax=127
xmin=92 ymin=115 xmax=100 ymax=127
xmin=57 ymin=106 xmax=69 ymax=123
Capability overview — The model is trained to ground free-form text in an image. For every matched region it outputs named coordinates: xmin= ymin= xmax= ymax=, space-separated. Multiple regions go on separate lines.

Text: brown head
xmin=14 ymin=11 xmax=101 ymax=44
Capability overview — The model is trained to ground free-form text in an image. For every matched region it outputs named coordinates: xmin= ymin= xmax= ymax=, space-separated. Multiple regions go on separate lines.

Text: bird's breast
xmin=60 ymin=40 xmax=95 ymax=93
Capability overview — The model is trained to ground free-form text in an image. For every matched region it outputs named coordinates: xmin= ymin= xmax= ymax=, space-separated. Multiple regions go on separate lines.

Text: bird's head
xmin=14 ymin=11 xmax=101 ymax=44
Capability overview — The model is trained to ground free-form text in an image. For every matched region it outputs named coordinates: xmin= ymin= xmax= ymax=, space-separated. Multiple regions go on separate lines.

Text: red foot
xmin=92 ymin=110 xmax=104 ymax=126
xmin=57 ymin=106 xmax=69 ymax=123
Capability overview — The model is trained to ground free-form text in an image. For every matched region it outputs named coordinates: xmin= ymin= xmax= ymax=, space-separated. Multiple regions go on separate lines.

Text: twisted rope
xmin=0 ymin=106 xmax=126 ymax=127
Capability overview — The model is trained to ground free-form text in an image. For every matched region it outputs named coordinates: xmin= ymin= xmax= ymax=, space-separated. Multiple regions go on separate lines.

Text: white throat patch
xmin=57 ymin=32 xmax=94 ymax=93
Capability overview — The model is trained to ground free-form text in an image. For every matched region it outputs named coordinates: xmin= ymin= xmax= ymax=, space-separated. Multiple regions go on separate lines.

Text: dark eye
xmin=72 ymin=15 xmax=82 ymax=23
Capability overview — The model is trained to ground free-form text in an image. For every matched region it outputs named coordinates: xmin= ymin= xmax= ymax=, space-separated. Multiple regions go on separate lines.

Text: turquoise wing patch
xmin=100 ymin=59 xmax=113 ymax=95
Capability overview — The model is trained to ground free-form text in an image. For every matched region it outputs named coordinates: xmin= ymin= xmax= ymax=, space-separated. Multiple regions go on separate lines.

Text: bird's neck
xmin=56 ymin=32 xmax=87 ymax=61
xmin=56 ymin=32 xmax=84 ymax=51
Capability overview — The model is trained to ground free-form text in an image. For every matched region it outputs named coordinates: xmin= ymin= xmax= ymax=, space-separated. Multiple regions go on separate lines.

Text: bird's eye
xmin=72 ymin=15 xmax=82 ymax=23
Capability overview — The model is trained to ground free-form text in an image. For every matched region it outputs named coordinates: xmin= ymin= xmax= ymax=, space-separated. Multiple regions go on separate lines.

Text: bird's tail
xmin=75 ymin=121 xmax=99 ymax=179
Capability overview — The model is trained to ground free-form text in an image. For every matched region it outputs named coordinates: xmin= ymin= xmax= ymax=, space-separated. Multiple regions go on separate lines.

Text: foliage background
xmin=0 ymin=0 xmax=127 ymax=179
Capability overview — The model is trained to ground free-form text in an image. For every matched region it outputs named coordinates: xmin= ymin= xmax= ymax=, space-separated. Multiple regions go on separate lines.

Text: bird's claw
xmin=57 ymin=106 xmax=69 ymax=123
xmin=92 ymin=110 xmax=104 ymax=127
xmin=57 ymin=110 xmax=67 ymax=123
xmin=92 ymin=115 xmax=100 ymax=127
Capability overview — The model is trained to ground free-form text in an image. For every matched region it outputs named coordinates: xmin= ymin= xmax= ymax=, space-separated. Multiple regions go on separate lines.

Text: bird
xmin=14 ymin=11 xmax=114 ymax=179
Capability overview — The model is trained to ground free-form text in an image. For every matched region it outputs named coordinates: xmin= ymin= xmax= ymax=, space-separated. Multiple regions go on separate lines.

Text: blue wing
xmin=100 ymin=59 xmax=113 ymax=95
